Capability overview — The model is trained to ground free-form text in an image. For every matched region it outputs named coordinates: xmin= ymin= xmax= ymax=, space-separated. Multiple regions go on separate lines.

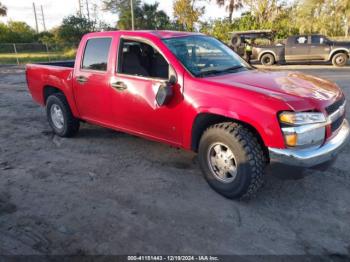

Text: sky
xmin=0 ymin=0 xmax=228 ymax=31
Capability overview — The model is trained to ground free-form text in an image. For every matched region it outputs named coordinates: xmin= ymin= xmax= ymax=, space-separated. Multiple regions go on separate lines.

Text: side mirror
xmin=156 ymin=66 xmax=177 ymax=106
xmin=156 ymin=81 xmax=174 ymax=106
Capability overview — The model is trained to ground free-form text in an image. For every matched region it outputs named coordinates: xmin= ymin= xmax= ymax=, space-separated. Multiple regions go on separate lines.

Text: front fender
xmin=195 ymin=106 xmax=286 ymax=149
xmin=328 ymin=48 xmax=350 ymax=60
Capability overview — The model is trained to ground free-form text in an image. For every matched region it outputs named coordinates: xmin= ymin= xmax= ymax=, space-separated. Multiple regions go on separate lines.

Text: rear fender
xmin=42 ymin=72 xmax=80 ymax=117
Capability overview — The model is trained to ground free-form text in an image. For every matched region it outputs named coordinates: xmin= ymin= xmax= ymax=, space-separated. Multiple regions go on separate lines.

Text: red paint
xmin=26 ymin=30 xmax=344 ymax=150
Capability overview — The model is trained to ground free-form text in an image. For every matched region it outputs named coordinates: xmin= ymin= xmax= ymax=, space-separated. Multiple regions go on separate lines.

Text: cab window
xmin=311 ymin=35 xmax=327 ymax=44
xmin=295 ymin=36 xmax=308 ymax=44
xmin=118 ymin=39 xmax=169 ymax=79
xmin=82 ymin=38 xmax=112 ymax=71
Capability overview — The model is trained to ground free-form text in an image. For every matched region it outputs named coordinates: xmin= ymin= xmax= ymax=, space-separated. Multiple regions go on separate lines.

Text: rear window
xmin=82 ymin=38 xmax=111 ymax=71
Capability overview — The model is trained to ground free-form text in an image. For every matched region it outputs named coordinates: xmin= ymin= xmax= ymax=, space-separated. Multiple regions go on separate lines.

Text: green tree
xmin=341 ymin=0 xmax=350 ymax=36
xmin=0 ymin=21 xmax=36 ymax=43
xmin=243 ymin=0 xmax=285 ymax=25
xmin=102 ymin=0 xmax=139 ymax=14
xmin=139 ymin=3 xmax=171 ymax=29
xmin=0 ymin=23 xmax=10 ymax=43
xmin=295 ymin=0 xmax=350 ymax=36
xmin=58 ymin=15 xmax=94 ymax=45
xmin=200 ymin=19 xmax=235 ymax=41
xmin=103 ymin=0 xmax=171 ymax=30
xmin=173 ymin=0 xmax=205 ymax=31
xmin=0 ymin=2 xmax=7 ymax=16
xmin=102 ymin=0 xmax=141 ymax=29
xmin=214 ymin=0 xmax=243 ymax=21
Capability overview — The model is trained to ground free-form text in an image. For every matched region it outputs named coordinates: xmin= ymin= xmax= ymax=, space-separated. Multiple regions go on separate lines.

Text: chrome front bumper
xmin=268 ymin=119 xmax=350 ymax=167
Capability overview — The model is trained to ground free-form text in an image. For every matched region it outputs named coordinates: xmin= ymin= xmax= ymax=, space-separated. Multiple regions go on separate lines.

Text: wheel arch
xmin=42 ymin=85 xmax=80 ymax=117
xmin=258 ymin=51 xmax=277 ymax=62
xmin=329 ymin=49 xmax=349 ymax=61
xmin=190 ymin=112 xmax=269 ymax=161
xmin=43 ymin=85 xmax=64 ymax=105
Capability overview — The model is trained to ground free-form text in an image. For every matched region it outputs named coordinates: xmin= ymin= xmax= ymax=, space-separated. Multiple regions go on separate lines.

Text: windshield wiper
xmin=220 ymin=65 xmax=244 ymax=73
xmin=198 ymin=65 xmax=244 ymax=77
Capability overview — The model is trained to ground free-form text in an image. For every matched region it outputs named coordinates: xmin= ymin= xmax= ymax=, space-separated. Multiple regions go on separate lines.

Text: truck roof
xmin=84 ymin=30 xmax=203 ymax=39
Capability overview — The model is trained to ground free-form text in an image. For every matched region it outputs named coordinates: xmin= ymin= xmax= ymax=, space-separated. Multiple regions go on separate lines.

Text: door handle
xmin=77 ymin=76 xmax=88 ymax=84
xmin=111 ymin=81 xmax=127 ymax=91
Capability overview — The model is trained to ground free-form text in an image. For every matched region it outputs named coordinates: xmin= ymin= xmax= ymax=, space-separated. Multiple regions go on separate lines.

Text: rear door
xmin=309 ymin=35 xmax=331 ymax=60
xmin=73 ymin=37 xmax=113 ymax=125
xmin=285 ymin=36 xmax=310 ymax=61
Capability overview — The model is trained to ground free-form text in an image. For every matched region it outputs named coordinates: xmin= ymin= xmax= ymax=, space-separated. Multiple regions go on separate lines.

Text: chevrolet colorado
xmin=26 ymin=31 xmax=350 ymax=199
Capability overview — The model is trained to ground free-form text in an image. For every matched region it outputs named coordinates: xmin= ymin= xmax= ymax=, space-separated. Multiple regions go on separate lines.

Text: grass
xmin=0 ymin=50 xmax=76 ymax=65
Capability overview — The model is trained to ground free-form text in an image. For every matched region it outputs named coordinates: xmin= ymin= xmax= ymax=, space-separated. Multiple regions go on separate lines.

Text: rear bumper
xmin=268 ymin=119 xmax=350 ymax=167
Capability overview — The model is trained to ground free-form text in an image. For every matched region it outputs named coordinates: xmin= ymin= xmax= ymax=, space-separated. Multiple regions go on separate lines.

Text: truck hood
xmin=204 ymin=70 xmax=342 ymax=111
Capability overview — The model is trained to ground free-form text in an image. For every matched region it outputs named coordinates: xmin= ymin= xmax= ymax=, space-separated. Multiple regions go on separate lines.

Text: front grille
xmin=326 ymin=95 xmax=345 ymax=115
xmin=331 ymin=114 xmax=345 ymax=133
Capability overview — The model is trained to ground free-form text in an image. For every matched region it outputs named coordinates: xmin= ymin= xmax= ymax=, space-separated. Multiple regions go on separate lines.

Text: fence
xmin=0 ymin=43 xmax=78 ymax=65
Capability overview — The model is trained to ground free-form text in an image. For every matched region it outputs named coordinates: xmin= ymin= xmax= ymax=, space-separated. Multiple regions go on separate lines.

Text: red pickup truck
xmin=26 ymin=30 xmax=349 ymax=199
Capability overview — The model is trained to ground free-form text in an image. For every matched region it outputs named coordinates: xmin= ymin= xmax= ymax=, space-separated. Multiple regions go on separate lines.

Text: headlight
xmin=279 ymin=111 xmax=327 ymax=147
xmin=279 ymin=112 xmax=326 ymax=125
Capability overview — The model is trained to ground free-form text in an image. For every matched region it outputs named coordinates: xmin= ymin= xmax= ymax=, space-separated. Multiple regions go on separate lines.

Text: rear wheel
xmin=198 ymin=122 xmax=266 ymax=200
xmin=260 ymin=53 xmax=275 ymax=66
xmin=46 ymin=93 xmax=80 ymax=137
xmin=332 ymin=53 xmax=348 ymax=67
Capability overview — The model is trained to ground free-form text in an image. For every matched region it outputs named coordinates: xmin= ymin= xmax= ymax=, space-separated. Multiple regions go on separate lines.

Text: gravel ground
xmin=0 ymin=65 xmax=349 ymax=256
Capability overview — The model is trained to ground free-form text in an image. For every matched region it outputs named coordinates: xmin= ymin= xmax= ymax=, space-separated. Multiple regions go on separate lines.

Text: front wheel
xmin=332 ymin=53 xmax=348 ymax=67
xmin=198 ymin=122 xmax=266 ymax=199
xmin=46 ymin=93 xmax=80 ymax=137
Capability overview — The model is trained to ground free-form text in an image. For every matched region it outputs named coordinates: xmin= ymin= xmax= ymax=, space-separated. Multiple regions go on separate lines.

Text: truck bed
xmin=32 ymin=60 xmax=75 ymax=68
xmin=26 ymin=61 xmax=75 ymax=106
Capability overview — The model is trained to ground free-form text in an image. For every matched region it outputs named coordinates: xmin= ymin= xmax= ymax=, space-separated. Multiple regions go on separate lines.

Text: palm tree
xmin=215 ymin=0 xmax=243 ymax=21
xmin=0 ymin=2 xmax=7 ymax=16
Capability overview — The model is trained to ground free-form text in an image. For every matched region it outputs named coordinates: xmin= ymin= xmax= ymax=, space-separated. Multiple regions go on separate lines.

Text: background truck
xmin=26 ymin=30 xmax=349 ymax=199
xmin=231 ymin=32 xmax=350 ymax=67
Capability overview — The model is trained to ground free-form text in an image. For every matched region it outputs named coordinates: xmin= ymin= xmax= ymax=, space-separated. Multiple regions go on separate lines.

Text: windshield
xmin=163 ymin=35 xmax=250 ymax=77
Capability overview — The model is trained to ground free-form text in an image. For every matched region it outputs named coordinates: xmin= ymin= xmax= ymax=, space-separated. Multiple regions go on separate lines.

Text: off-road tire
xmin=198 ymin=122 xmax=266 ymax=200
xmin=46 ymin=93 xmax=80 ymax=137
xmin=332 ymin=52 xmax=348 ymax=67
xmin=260 ymin=53 xmax=275 ymax=66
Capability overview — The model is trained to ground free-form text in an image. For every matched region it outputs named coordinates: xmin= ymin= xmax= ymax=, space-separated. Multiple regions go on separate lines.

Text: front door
xmin=309 ymin=35 xmax=331 ymax=60
xmin=73 ymin=37 xmax=113 ymax=125
xmin=110 ymin=38 xmax=183 ymax=145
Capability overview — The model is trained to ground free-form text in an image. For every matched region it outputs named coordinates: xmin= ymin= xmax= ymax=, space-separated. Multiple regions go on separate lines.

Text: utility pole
xmin=40 ymin=5 xmax=46 ymax=31
xmin=130 ymin=0 xmax=134 ymax=30
xmin=78 ymin=0 xmax=82 ymax=16
xmin=85 ymin=0 xmax=90 ymax=21
xmin=33 ymin=2 xmax=39 ymax=33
